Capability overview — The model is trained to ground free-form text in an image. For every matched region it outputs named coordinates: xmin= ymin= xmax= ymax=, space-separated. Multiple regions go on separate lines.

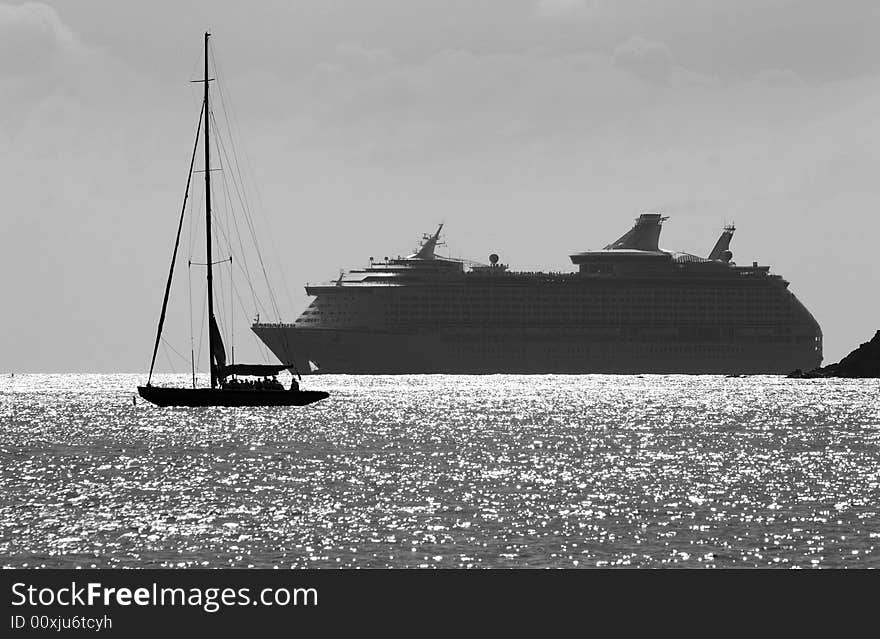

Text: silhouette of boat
xmin=137 ymin=384 xmax=328 ymax=408
xmin=137 ymin=33 xmax=328 ymax=408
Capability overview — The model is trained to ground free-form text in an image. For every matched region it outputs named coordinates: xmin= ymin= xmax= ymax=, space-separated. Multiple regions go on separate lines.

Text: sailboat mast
xmin=203 ymin=31 xmax=217 ymax=390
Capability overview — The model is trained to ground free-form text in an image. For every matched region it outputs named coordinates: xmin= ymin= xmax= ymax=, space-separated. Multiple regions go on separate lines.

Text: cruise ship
xmin=252 ymin=214 xmax=822 ymax=374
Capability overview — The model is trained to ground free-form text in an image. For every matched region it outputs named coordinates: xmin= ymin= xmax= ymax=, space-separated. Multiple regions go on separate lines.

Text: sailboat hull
xmin=137 ymin=385 xmax=329 ymax=407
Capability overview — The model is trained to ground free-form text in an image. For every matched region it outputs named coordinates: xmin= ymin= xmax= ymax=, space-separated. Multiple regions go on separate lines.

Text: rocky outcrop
xmin=788 ymin=330 xmax=880 ymax=378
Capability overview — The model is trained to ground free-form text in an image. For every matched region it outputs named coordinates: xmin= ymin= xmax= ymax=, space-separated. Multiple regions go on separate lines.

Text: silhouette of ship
xmin=253 ymin=214 xmax=822 ymax=374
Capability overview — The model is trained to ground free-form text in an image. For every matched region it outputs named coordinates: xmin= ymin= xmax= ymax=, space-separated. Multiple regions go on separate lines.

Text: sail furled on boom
xmin=209 ymin=315 xmax=227 ymax=373
xmin=221 ymin=363 xmax=294 ymax=377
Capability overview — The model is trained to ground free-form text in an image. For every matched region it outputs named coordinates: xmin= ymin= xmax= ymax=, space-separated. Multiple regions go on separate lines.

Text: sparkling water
xmin=1 ymin=374 xmax=878 ymax=568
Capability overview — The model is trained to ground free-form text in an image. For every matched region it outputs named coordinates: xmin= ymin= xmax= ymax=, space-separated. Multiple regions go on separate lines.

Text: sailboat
xmin=137 ymin=33 xmax=328 ymax=408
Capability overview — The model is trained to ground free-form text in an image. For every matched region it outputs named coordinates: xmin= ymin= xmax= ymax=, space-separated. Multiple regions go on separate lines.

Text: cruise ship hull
xmin=253 ymin=325 xmax=822 ymax=375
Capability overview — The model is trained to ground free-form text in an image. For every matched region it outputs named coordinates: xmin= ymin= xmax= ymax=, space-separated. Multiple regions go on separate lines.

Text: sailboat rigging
xmin=137 ymin=32 xmax=328 ymax=408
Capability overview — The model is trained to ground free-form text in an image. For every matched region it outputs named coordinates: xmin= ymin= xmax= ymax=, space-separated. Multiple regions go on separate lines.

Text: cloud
xmin=751 ymin=68 xmax=806 ymax=88
xmin=0 ymin=2 xmax=82 ymax=76
xmin=535 ymin=0 xmax=587 ymax=16
xmin=332 ymin=43 xmax=396 ymax=73
xmin=612 ymin=34 xmax=674 ymax=83
xmin=3 ymin=2 xmax=880 ymax=370
xmin=0 ymin=2 xmax=121 ymax=137
xmin=279 ymin=44 xmax=658 ymax=169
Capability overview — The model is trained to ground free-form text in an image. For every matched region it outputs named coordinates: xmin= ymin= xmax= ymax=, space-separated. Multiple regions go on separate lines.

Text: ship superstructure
xmin=253 ymin=214 xmax=822 ymax=373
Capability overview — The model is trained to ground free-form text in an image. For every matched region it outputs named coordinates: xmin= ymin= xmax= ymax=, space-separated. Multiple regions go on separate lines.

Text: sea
xmin=1 ymin=373 xmax=878 ymax=569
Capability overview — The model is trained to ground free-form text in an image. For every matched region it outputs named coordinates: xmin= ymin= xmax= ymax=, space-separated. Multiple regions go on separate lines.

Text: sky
xmin=2 ymin=0 xmax=880 ymax=372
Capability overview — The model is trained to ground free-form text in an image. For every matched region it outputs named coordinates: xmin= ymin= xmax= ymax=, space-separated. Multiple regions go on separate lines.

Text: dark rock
xmin=788 ymin=330 xmax=880 ymax=378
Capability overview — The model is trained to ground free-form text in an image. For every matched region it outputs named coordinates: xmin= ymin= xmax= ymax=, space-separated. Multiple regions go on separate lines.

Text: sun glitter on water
xmin=1 ymin=373 xmax=878 ymax=568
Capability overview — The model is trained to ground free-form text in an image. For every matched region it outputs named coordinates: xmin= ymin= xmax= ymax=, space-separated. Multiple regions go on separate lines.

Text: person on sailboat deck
xmin=290 ymin=378 xmax=299 ymax=392
xmin=216 ymin=375 xmax=287 ymax=390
